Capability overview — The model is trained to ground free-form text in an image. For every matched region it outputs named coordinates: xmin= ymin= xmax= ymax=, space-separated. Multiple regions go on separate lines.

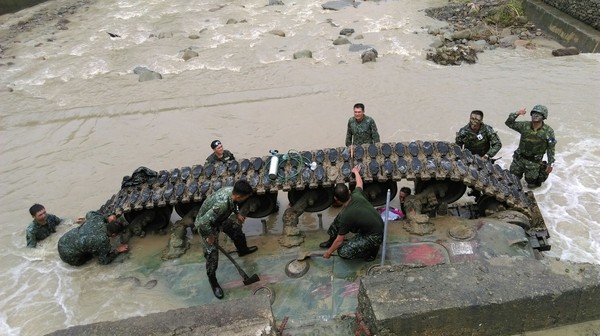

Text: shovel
xmin=296 ymin=250 xmax=337 ymax=261
xmin=216 ymin=244 xmax=260 ymax=286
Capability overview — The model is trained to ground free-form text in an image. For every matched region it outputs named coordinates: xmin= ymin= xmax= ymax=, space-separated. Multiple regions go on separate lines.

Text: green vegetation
xmin=489 ymin=0 xmax=525 ymax=26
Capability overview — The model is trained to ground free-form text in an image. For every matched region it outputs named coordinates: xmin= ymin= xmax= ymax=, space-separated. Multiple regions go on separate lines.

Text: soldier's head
xmin=29 ymin=204 xmax=48 ymax=224
xmin=469 ymin=110 xmax=484 ymax=128
xmin=106 ymin=220 xmax=124 ymax=237
xmin=334 ymin=183 xmax=351 ymax=205
xmin=232 ymin=180 xmax=253 ymax=202
xmin=398 ymin=187 xmax=412 ymax=203
xmin=530 ymin=105 xmax=548 ymax=121
xmin=353 ymin=103 xmax=365 ymax=122
xmin=210 ymin=140 xmax=224 ymax=156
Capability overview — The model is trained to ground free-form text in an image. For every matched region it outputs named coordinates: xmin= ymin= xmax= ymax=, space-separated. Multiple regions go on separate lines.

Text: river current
xmin=1 ymin=0 xmax=599 ymax=335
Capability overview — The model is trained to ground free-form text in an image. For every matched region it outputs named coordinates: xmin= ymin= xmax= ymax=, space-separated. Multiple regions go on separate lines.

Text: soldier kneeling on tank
xmin=319 ymin=165 xmax=383 ymax=262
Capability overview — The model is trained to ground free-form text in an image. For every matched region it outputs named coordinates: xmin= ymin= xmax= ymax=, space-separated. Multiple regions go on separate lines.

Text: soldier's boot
xmin=364 ymin=245 xmax=380 ymax=262
xmin=233 ymin=235 xmax=258 ymax=257
xmin=319 ymin=237 xmax=335 ymax=249
xmin=208 ymin=274 xmax=224 ymax=299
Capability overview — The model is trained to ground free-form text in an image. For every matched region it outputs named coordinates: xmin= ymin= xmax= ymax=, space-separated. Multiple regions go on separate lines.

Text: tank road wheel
xmin=477 ymin=195 xmax=505 ymax=217
xmin=363 ymin=181 xmax=398 ymax=207
xmin=174 ymin=202 xmax=204 ymax=218
xmin=124 ymin=206 xmax=172 ymax=232
xmin=287 ymin=187 xmax=334 ymax=213
xmin=414 ymin=179 xmax=466 ymax=204
xmin=243 ymin=193 xmax=278 ymax=218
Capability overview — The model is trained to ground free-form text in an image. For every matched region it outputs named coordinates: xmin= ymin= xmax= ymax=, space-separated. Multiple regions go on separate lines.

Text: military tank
xmin=98 ymin=140 xmax=550 ymax=252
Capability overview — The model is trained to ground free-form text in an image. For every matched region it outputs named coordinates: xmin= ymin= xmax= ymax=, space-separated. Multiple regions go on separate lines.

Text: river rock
xmin=551 ymin=47 xmax=579 ymax=56
xmin=339 ymin=28 xmax=355 ymax=36
xmin=498 ymin=35 xmax=518 ymax=48
xmin=182 ymin=49 xmax=199 ymax=61
xmin=138 ymin=70 xmax=163 ymax=82
xmin=426 ymin=45 xmax=478 ymax=65
xmin=293 ymin=50 xmax=313 ymax=59
xmin=268 ymin=0 xmax=285 ymax=5
xmin=361 ymin=48 xmax=378 ymax=63
xmin=349 ymin=43 xmax=371 ymax=52
xmin=268 ymin=29 xmax=286 ymax=37
xmin=322 ymin=1 xmax=352 ymax=11
xmin=451 ymin=29 xmax=471 ymax=40
xmin=333 ymin=37 xmax=350 ymax=45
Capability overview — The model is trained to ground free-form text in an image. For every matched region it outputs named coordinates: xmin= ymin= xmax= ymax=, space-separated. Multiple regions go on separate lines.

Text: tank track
xmin=98 ymin=141 xmax=546 ymax=232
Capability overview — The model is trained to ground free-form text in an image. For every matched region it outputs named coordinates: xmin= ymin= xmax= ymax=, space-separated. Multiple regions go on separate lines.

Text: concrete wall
xmin=524 ymin=0 xmax=600 ymax=52
xmin=0 ymin=0 xmax=49 ymax=15
xmin=541 ymin=0 xmax=600 ymax=30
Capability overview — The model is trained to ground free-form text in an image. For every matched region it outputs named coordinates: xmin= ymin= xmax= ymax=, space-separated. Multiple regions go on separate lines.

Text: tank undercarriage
xmin=98 ymin=141 xmax=550 ymax=251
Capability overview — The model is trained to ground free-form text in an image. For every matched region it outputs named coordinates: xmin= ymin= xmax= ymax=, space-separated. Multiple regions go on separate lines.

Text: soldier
xmin=319 ymin=165 xmax=384 ymax=262
xmin=195 ymin=180 xmax=257 ymax=299
xmin=345 ymin=103 xmax=380 ymax=147
xmin=505 ymin=105 xmax=556 ymax=188
xmin=398 ymin=187 xmax=412 ymax=218
xmin=26 ymin=203 xmax=62 ymax=248
xmin=205 ymin=140 xmax=235 ymax=165
xmin=58 ymin=211 xmax=128 ymax=266
xmin=455 ymin=110 xmax=502 ymax=160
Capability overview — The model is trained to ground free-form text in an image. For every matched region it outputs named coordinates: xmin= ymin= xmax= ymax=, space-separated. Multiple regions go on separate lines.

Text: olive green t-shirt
xmin=336 ymin=187 xmax=384 ymax=235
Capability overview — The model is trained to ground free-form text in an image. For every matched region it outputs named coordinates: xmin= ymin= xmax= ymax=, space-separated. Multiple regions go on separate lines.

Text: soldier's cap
xmin=210 ymin=140 xmax=221 ymax=149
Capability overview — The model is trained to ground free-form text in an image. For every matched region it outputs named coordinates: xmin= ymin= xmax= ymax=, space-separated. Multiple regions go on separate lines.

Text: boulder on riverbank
xmin=424 ymin=0 xmax=551 ymax=65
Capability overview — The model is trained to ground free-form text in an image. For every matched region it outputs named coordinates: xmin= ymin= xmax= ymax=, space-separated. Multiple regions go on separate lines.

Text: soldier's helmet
xmin=531 ymin=105 xmax=548 ymax=119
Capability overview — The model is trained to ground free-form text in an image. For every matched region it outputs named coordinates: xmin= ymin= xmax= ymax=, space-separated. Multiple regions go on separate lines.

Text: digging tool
xmin=216 ymin=244 xmax=260 ymax=285
xmin=296 ymin=250 xmax=337 ymax=261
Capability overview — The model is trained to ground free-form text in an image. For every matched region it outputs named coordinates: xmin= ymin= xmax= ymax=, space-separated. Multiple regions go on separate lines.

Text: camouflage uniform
xmin=194 ymin=187 xmax=250 ymax=279
xmin=345 ymin=116 xmax=380 ymax=146
xmin=205 ymin=150 xmax=235 ymax=165
xmin=26 ymin=214 xmax=61 ymax=248
xmin=455 ymin=123 xmax=502 ymax=157
xmin=505 ymin=112 xmax=556 ymax=186
xmin=326 ymin=187 xmax=384 ymax=260
xmin=58 ymin=211 xmax=119 ymax=266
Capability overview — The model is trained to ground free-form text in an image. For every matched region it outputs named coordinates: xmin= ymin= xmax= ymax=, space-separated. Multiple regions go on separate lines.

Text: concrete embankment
xmin=47 ymin=295 xmax=276 ymax=336
xmin=524 ymin=0 xmax=600 ymax=52
xmin=358 ymin=257 xmax=600 ymax=336
xmin=0 ymin=0 xmax=48 ymax=15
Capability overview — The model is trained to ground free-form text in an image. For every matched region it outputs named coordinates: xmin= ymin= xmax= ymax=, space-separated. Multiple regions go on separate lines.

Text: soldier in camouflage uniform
xmin=505 ymin=105 xmax=556 ymax=188
xmin=26 ymin=203 xmax=62 ymax=248
xmin=320 ymin=165 xmax=383 ymax=262
xmin=205 ymin=140 xmax=235 ymax=165
xmin=345 ymin=103 xmax=380 ymax=147
xmin=195 ymin=180 xmax=257 ymax=299
xmin=58 ymin=211 xmax=128 ymax=266
xmin=455 ymin=110 xmax=502 ymax=159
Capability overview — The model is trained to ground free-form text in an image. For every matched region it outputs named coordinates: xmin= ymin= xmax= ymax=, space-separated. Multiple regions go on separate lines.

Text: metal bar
xmin=380 ymin=189 xmax=391 ymax=266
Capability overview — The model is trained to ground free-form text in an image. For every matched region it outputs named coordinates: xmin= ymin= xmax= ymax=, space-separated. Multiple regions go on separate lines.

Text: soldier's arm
xmin=26 ymin=225 xmax=37 ymax=248
xmin=194 ymin=207 xmax=220 ymax=237
xmin=370 ymin=119 xmax=380 ymax=143
xmin=229 ymin=151 xmax=235 ymax=160
xmin=345 ymin=120 xmax=353 ymax=147
xmin=546 ymin=128 xmax=557 ymax=165
xmin=205 ymin=154 xmax=215 ymax=165
xmin=455 ymin=128 xmax=465 ymax=147
xmin=486 ymin=128 xmax=502 ymax=158
xmin=96 ymin=239 xmax=119 ymax=265
xmin=505 ymin=108 xmax=526 ymax=131
xmin=47 ymin=214 xmax=61 ymax=232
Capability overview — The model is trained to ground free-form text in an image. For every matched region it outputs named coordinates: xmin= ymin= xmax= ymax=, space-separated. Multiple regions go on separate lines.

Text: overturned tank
xmin=50 ymin=141 xmax=600 ymax=336
xmin=99 ymin=140 xmax=550 ymax=252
